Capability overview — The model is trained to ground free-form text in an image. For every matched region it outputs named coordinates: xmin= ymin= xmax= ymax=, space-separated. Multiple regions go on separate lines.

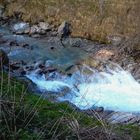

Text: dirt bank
xmin=0 ymin=0 xmax=140 ymax=42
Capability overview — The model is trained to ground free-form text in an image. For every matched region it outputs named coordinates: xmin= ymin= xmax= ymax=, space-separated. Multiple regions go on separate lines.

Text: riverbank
xmin=0 ymin=7 xmax=140 ymax=139
xmin=1 ymin=0 xmax=140 ymax=43
xmin=1 ymin=71 xmax=140 ymax=140
xmin=0 ymin=19 xmax=140 ymax=122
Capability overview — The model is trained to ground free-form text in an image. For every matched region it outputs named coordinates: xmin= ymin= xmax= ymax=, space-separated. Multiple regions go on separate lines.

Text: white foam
xmin=26 ymin=67 xmax=140 ymax=112
xmin=26 ymin=72 xmax=71 ymax=92
xmin=13 ymin=22 xmax=29 ymax=31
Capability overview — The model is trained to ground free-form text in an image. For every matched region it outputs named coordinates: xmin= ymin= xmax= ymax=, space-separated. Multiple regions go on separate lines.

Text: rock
xmin=82 ymin=57 xmax=100 ymax=68
xmin=71 ymin=40 xmax=82 ymax=47
xmin=95 ymin=107 xmax=104 ymax=112
xmin=31 ymin=34 xmax=40 ymax=38
xmin=38 ymin=22 xmax=50 ymax=31
xmin=34 ymin=60 xmax=45 ymax=69
xmin=22 ymin=43 xmax=30 ymax=49
xmin=0 ymin=38 xmax=7 ymax=44
xmin=15 ymin=68 xmax=26 ymax=76
xmin=10 ymin=64 xmax=20 ymax=70
xmin=9 ymin=41 xmax=19 ymax=46
xmin=107 ymin=35 xmax=124 ymax=46
xmin=57 ymin=21 xmax=71 ymax=38
xmin=45 ymin=60 xmax=54 ymax=68
xmin=34 ymin=69 xmax=44 ymax=75
xmin=0 ymin=5 xmax=4 ymax=18
xmin=30 ymin=25 xmax=40 ymax=34
xmin=0 ymin=49 xmax=9 ymax=67
xmin=24 ymin=28 xmax=30 ymax=34
xmin=95 ymin=49 xmax=115 ymax=61
xmin=13 ymin=22 xmax=30 ymax=34
xmin=9 ymin=61 xmax=22 ymax=70
xmin=39 ymin=30 xmax=46 ymax=35
xmin=46 ymin=67 xmax=57 ymax=73
xmin=65 ymin=65 xmax=79 ymax=75
xmin=108 ymin=112 xmax=140 ymax=124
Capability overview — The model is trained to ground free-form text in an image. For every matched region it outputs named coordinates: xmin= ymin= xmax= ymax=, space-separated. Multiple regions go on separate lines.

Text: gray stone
xmin=0 ymin=5 xmax=4 ymax=18
xmin=57 ymin=21 xmax=71 ymax=38
xmin=30 ymin=25 xmax=41 ymax=34
xmin=38 ymin=22 xmax=50 ymax=31
xmin=107 ymin=35 xmax=124 ymax=46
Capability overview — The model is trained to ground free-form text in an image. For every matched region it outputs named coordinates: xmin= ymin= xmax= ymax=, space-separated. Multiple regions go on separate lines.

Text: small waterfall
xmin=26 ymin=63 xmax=140 ymax=112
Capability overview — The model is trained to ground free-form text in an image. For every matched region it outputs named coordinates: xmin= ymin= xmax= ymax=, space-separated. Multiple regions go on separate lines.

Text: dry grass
xmin=1 ymin=0 xmax=140 ymax=42
xmin=0 ymin=65 xmax=136 ymax=139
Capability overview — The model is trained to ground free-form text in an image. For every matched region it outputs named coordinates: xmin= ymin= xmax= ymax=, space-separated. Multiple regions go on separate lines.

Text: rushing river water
xmin=1 ymin=26 xmax=140 ymax=113
xmin=26 ymin=64 xmax=140 ymax=113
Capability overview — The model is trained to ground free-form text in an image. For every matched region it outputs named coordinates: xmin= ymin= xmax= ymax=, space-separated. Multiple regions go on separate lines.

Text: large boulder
xmin=0 ymin=49 xmax=9 ymax=67
xmin=57 ymin=21 xmax=71 ymax=38
xmin=29 ymin=24 xmax=49 ymax=35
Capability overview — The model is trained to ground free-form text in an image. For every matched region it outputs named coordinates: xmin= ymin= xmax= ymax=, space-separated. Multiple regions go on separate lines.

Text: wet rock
xmin=71 ymin=39 xmax=83 ymax=48
xmin=108 ymin=112 xmax=140 ymax=124
xmin=10 ymin=61 xmax=22 ymax=70
xmin=13 ymin=22 xmax=30 ymax=34
xmin=24 ymin=28 xmax=30 ymax=34
xmin=82 ymin=57 xmax=100 ymax=68
xmin=0 ymin=38 xmax=7 ymax=44
xmin=107 ymin=35 xmax=124 ymax=46
xmin=9 ymin=41 xmax=19 ymax=46
xmin=95 ymin=49 xmax=115 ymax=61
xmin=20 ymin=69 xmax=26 ymax=75
xmin=35 ymin=69 xmax=44 ymax=75
xmin=0 ymin=5 xmax=4 ymax=18
xmin=10 ymin=64 xmax=20 ymax=70
xmin=38 ymin=22 xmax=51 ymax=31
xmin=25 ymin=66 xmax=34 ymax=71
xmin=57 ymin=21 xmax=71 ymax=38
xmin=31 ymin=34 xmax=40 ymax=38
xmin=14 ymin=68 xmax=26 ymax=76
xmin=30 ymin=25 xmax=40 ymax=34
xmin=0 ymin=49 xmax=9 ymax=66
xmin=45 ymin=60 xmax=54 ymax=68
xmin=95 ymin=107 xmax=104 ymax=112
xmin=46 ymin=67 xmax=57 ymax=73
xmin=65 ymin=65 xmax=78 ymax=75
xmin=51 ymin=31 xmax=57 ymax=36
xmin=34 ymin=60 xmax=45 ymax=69
xmin=22 ymin=43 xmax=30 ymax=49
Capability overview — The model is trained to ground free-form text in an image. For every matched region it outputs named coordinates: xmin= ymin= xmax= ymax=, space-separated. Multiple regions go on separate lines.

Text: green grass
xmin=1 ymin=71 xmax=140 ymax=139
xmin=0 ymin=71 xmax=103 ymax=139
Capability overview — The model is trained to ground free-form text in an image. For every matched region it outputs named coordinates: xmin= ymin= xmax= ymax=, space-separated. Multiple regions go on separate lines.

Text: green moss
xmin=0 ymin=72 xmax=100 ymax=139
xmin=1 ymin=72 xmax=140 ymax=139
xmin=115 ymin=124 xmax=140 ymax=140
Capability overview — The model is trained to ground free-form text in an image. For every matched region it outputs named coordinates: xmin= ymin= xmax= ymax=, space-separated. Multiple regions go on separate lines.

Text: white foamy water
xmin=26 ymin=66 xmax=140 ymax=112
xmin=13 ymin=22 xmax=29 ymax=31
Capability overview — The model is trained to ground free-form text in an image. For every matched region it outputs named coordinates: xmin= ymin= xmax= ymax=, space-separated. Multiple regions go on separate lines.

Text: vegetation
xmin=0 ymin=69 xmax=140 ymax=139
xmin=0 ymin=0 xmax=140 ymax=139
xmin=0 ymin=70 xmax=108 ymax=139
xmin=1 ymin=0 xmax=140 ymax=42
